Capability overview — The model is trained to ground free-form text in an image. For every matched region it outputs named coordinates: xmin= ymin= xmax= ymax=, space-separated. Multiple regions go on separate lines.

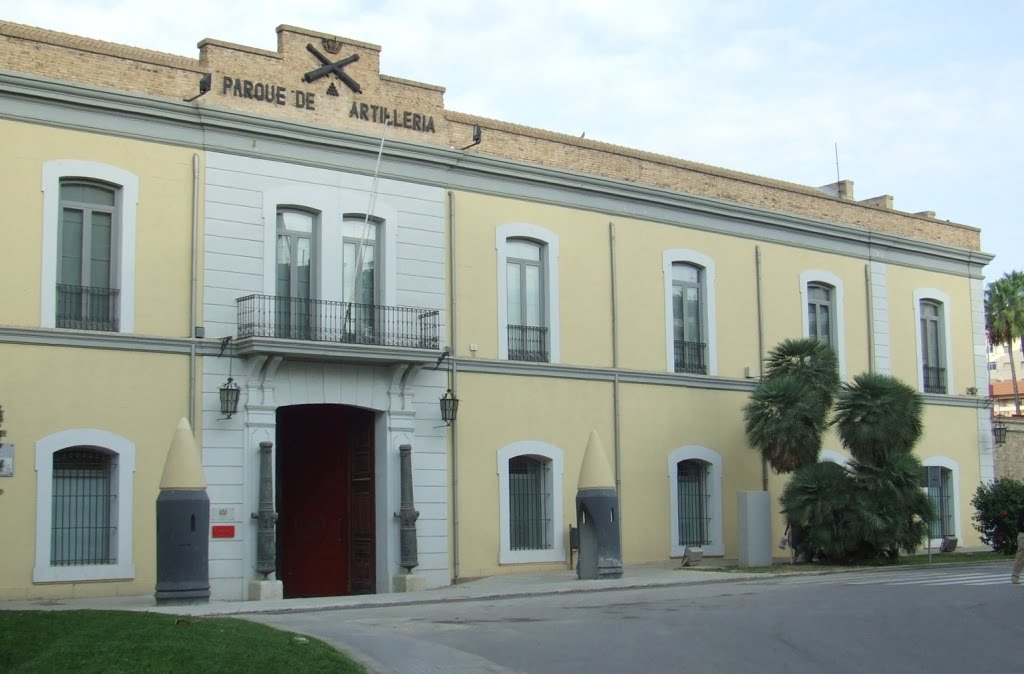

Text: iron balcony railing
xmin=923 ymin=365 xmax=947 ymax=394
xmin=56 ymin=284 xmax=120 ymax=332
xmin=508 ymin=324 xmax=549 ymax=362
xmin=236 ymin=294 xmax=439 ymax=349
xmin=674 ymin=339 xmax=707 ymax=375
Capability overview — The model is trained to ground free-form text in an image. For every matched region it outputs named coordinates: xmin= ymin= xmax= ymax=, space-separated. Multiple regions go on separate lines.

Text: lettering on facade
xmin=218 ymin=74 xmax=436 ymax=133
xmin=221 ymin=77 xmax=315 ymax=110
xmin=348 ymin=102 xmax=436 ymax=133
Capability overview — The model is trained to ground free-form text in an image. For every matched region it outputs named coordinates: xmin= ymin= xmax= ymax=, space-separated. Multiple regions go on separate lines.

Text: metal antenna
xmin=834 ymin=142 xmax=841 ymax=185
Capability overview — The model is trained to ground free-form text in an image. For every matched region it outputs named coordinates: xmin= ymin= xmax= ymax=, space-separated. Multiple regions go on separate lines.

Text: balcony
xmin=674 ymin=340 xmax=707 ymax=375
xmin=923 ymin=365 xmax=947 ymax=394
xmin=507 ymin=324 xmax=549 ymax=363
xmin=56 ymin=284 xmax=119 ymax=332
xmin=235 ymin=294 xmax=440 ymax=364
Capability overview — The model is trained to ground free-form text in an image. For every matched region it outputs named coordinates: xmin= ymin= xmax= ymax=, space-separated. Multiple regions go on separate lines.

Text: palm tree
xmin=832 ymin=373 xmax=923 ymax=464
xmin=744 ymin=338 xmax=839 ymax=473
xmin=986 ymin=272 xmax=1024 ymax=416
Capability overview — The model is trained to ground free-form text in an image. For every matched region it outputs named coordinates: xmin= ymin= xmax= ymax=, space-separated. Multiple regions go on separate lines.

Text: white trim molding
xmin=34 ymin=428 xmax=136 ymax=583
xmin=41 ymin=160 xmax=139 ymax=332
xmin=497 ymin=441 xmax=565 ymax=564
xmin=667 ymin=445 xmax=724 ymax=557
xmin=920 ymin=455 xmax=961 ymax=549
xmin=663 ymin=249 xmax=718 ymax=375
xmin=912 ymin=288 xmax=955 ymax=395
xmin=496 ymin=223 xmax=561 ymax=363
xmin=800 ymin=269 xmax=847 ymax=379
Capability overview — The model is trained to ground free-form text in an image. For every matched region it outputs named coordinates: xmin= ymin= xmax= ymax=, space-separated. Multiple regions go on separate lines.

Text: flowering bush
xmin=971 ymin=478 xmax=1024 ymax=554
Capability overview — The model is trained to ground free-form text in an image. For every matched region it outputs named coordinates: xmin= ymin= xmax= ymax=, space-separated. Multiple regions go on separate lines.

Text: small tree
xmin=744 ymin=339 xmax=839 ymax=473
xmin=986 ymin=271 xmax=1024 ymax=416
xmin=832 ymin=373 xmax=923 ymax=464
xmin=971 ymin=478 xmax=1024 ymax=554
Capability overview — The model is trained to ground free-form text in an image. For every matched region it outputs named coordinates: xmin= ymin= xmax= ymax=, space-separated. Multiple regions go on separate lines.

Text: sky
xmin=6 ymin=1 xmax=1022 ymax=284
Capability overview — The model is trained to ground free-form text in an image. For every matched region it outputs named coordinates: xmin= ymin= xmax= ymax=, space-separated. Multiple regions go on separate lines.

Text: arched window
xmin=800 ymin=270 xmax=846 ymax=378
xmin=667 ymin=446 xmax=723 ymax=556
xmin=671 ymin=263 xmax=707 ymax=374
xmin=42 ymin=161 xmax=139 ymax=332
xmin=913 ymin=289 xmax=954 ymax=395
xmin=920 ymin=457 xmax=960 ymax=543
xmin=497 ymin=224 xmax=560 ymax=363
xmin=497 ymin=442 xmax=565 ymax=563
xmin=35 ymin=429 xmax=135 ymax=582
xmin=663 ymin=250 xmax=717 ymax=375
xmin=275 ymin=208 xmax=315 ymax=339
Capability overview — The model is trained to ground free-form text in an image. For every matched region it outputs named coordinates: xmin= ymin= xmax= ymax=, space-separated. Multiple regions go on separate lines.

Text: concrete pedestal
xmin=393 ymin=573 xmax=427 ymax=593
xmin=248 ymin=579 xmax=284 ymax=601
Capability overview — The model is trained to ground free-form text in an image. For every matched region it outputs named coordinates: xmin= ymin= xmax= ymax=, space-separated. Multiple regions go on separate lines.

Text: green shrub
xmin=971 ymin=478 xmax=1024 ymax=554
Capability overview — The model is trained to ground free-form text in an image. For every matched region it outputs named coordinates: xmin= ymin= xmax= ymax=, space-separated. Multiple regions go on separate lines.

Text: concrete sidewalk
xmin=0 ymin=562 xmax=771 ymax=617
xmin=0 ymin=556 xmax=997 ymax=617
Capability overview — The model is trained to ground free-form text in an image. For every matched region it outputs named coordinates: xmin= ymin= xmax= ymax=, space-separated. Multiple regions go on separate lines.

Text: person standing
xmin=1012 ymin=506 xmax=1024 ymax=584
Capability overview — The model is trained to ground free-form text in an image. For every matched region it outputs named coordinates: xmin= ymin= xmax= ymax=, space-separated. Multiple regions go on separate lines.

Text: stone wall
xmin=994 ymin=417 xmax=1024 ymax=481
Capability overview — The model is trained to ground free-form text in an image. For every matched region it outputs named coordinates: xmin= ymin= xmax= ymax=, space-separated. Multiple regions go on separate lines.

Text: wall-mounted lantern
xmin=994 ymin=420 xmax=1008 ymax=446
xmin=220 ymin=378 xmax=240 ymax=419
xmin=440 ymin=389 xmax=459 ymax=425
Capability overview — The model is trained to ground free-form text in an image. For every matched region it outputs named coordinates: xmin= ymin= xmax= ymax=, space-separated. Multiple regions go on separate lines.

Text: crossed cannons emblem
xmin=302 ymin=44 xmax=362 ymax=94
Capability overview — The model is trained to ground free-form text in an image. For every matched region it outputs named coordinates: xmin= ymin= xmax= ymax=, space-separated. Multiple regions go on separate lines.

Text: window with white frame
xmin=663 ymin=250 xmax=717 ymax=375
xmin=35 ymin=429 xmax=135 ymax=583
xmin=676 ymin=460 xmax=711 ymax=546
xmin=497 ymin=224 xmax=560 ymax=363
xmin=498 ymin=442 xmax=564 ymax=563
xmin=806 ymin=282 xmax=835 ymax=347
xmin=275 ymin=208 xmax=315 ymax=339
xmin=913 ymin=289 xmax=954 ymax=395
xmin=41 ymin=161 xmax=138 ymax=332
xmin=800 ymin=271 xmax=846 ymax=378
xmin=668 ymin=445 xmax=723 ymax=556
xmin=671 ymin=263 xmax=707 ymax=374
xmin=920 ymin=457 xmax=960 ymax=544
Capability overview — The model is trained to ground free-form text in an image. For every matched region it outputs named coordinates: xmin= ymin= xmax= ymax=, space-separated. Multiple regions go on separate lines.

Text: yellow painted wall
xmin=454 ymin=373 xmax=614 ymax=578
xmin=0 ymin=119 xmax=202 ymax=335
xmin=0 ymin=344 xmax=191 ymax=600
xmin=453 ymin=192 xmax=613 ymax=367
xmin=885 ymin=265 xmax=976 ymax=396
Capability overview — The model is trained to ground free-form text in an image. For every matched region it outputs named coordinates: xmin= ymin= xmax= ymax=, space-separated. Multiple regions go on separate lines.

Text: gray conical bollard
xmin=575 ymin=430 xmax=622 ymax=579
xmin=155 ymin=418 xmax=210 ymax=605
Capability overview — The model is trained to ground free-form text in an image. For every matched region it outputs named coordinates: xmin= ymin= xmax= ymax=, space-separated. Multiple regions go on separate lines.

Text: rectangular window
xmin=677 ymin=460 xmax=711 ymax=546
xmin=672 ymin=263 xmax=707 ymax=374
xmin=56 ymin=181 xmax=119 ymax=331
xmin=51 ymin=448 xmax=115 ymax=566
xmin=920 ymin=300 xmax=946 ymax=393
xmin=508 ymin=456 xmax=552 ymax=550
xmin=506 ymin=239 xmax=548 ymax=362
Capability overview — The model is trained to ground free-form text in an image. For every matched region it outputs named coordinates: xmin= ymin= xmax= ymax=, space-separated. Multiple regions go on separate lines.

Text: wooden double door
xmin=276 ymin=404 xmax=375 ymax=598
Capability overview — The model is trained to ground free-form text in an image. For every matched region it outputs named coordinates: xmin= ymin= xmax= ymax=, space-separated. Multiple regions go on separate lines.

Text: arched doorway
xmin=275 ymin=404 xmax=375 ymax=598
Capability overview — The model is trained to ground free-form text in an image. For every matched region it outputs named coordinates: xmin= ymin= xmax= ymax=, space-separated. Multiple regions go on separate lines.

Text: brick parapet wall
xmin=994 ymin=418 xmax=1024 ymax=481
xmin=0 ymin=20 xmax=982 ymax=252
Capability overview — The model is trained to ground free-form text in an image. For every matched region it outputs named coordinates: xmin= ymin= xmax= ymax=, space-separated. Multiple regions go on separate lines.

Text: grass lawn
xmin=0 ymin=610 xmax=366 ymax=673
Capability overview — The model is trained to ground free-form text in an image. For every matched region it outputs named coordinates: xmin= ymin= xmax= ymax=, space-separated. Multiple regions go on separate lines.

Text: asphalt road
xmin=249 ymin=562 xmax=1021 ymax=673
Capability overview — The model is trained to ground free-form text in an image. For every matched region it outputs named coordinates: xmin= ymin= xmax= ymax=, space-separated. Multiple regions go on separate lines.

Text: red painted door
xmin=276 ymin=405 xmax=375 ymax=598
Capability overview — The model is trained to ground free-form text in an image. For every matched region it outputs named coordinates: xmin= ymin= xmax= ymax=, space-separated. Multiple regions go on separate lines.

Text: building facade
xmin=0 ymin=20 xmax=995 ymax=601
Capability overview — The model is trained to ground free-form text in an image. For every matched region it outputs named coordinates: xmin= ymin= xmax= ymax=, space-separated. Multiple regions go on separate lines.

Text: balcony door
xmin=342 ymin=216 xmax=379 ymax=342
xmin=275 ymin=209 xmax=314 ymax=339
